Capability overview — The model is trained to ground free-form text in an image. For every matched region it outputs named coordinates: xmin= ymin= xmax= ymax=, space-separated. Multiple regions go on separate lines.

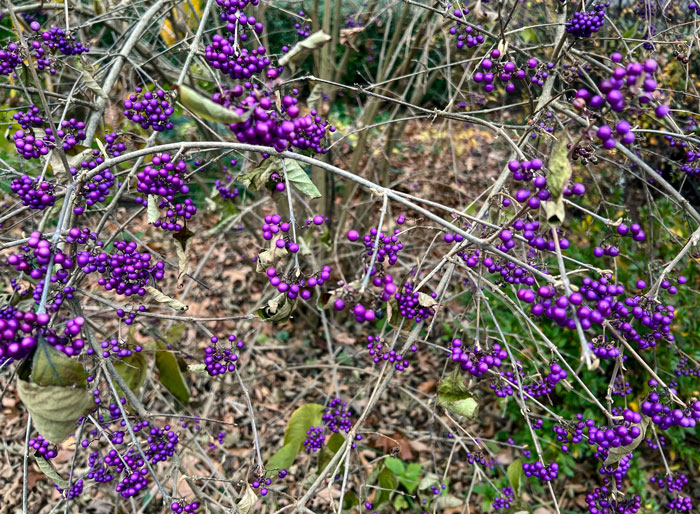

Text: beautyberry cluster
xmin=123 ymin=88 xmax=174 ymax=132
xmin=10 ymin=175 xmax=55 ymax=210
xmin=566 ymin=3 xmax=608 ymax=38
xmin=450 ymin=339 xmax=507 ymax=377
xmin=29 ymin=434 xmax=58 ymax=459
xmin=203 ymin=334 xmax=244 ymax=376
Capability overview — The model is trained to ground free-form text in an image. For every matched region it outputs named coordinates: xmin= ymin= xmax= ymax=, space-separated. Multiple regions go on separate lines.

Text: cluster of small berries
xmin=448 ymin=9 xmax=485 ymax=49
xmin=123 ymin=88 xmax=174 ymax=132
xmin=492 ymin=486 xmax=515 ymax=510
xmin=450 ymin=339 xmax=507 ymax=378
xmin=29 ymin=434 xmax=58 ymax=459
xmin=221 ymin=92 xmax=334 ymax=154
xmin=10 ymin=175 xmax=55 ymax=210
xmin=566 ymin=3 xmax=608 ymax=38
xmin=76 ymin=240 xmax=166 ymax=296
xmin=204 ymin=334 xmax=244 ymax=376
xmin=585 ymin=486 xmax=641 ymax=514
xmin=251 ymin=469 xmax=288 ymax=497
xmin=170 ymin=500 xmax=199 ymax=513
xmin=365 ymin=335 xmax=416 ymax=371
xmin=522 ymin=460 xmax=559 ymax=482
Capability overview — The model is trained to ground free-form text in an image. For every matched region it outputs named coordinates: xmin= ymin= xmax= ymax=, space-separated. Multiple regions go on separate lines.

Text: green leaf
xmin=400 ymin=463 xmax=421 ymax=493
xmin=17 ymin=380 xmax=93 ymax=444
xmin=393 ymin=494 xmax=409 ymax=510
xmin=385 ymin=457 xmax=405 ymax=476
xmin=279 ymin=31 xmax=332 ymax=69
xmin=31 ymin=336 xmax=88 ymax=388
xmin=603 ymin=415 xmax=649 ymax=466
xmin=342 ymin=490 xmax=360 ymax=511
xmin=113 ymin=351 xmax=147 ymax=397
xmin=256 ymin=293 xmax=296 ymax=322
xmin=544 ymin=135 xmax=572 ymax=225
xmin=147 ymin=195 xmax=160 ymax=224
xmin=267 ymin=442 xmax=299 ymax=471
xmin=319 ymin=432 xmax=346 ymax=472
xmin=437 ymin=369 xmax=479 ymax=419
xmin=154 ymin=340 xmax=190 ymax=404
xmin=284 ymin=159 xmax=322 ymax=199
xmin=374 ymin=466 xmax=398 ymax=506
xmin=507 ymin=458 xmax=523 ymax=495
xmin=284 ymin=403 xmax=324 ymax=447
xmin=177 ymin=84 xmax=253 ymax=124
xmin=35 ymin=456 xmax=69 ymax=489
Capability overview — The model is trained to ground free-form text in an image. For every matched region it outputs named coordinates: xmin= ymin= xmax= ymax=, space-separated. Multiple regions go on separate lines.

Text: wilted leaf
xmin=81 ymin=70 xmax=108 ymax=99
xmin=507 ymin=458 xmax=523 ymax=495
xmin=473 ymin=0 xmax=498 ymax=21
xmin=279 ymin=31 xmax=331 ymax=69
xmin=35 ymin=457 xmax=69 ymax=489
xmin=17 ymin=380 xmax=93 ymax=444
xmin=154 ymin=340 xmax=189 ymax=404
xmin=603 ymin=415 xmax=649 ymax=466
xmin=437 ymin=369 xmax=479 ymax=419
xmin=238 ymin=160 xmax=277 ymax=192
xmin=256 ymin=293 xmax=296 ymax=322
xmin=256 ymin=245 xmax=289 ymax=273
xmin=177 ymin=84 xmax=253 ymax=124
xmin=307 ymin=83 xmax=324 ymax=113
xmin=147 ymin=195 xmax=160 ymax=224
xmin=284 ymin=159 xmax=322 ymax=199
xmin=145 ymin=286 xmax=188 ymax=311
xmin=284 ymin=403 xmax=324 ymax=447
xmin=437 ymin=494 xmax=462 ymax=509
xmin=31 ymin=336 xmax=88 ymax=388
xmin=236 ymin=484 xmax=258 ymax=514
xmin=173 ymin=228 xmax=194 ymax=287
xmin=544 ymin=136 xmax=572 ymax=225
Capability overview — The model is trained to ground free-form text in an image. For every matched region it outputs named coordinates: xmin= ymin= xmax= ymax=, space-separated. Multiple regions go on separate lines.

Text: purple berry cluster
xmin=205 ymin=38 xmax=274 ymax=80
xmin=76 ymin=240 xmax=166 ymax=296
xmin=123 ymin=88 xmax=174 ymax=132
xmin=215 ymin=0 xmax=264 ymax=36
xmin=585 ymin=487 xmax=641 ymax=514
xmin=448 ymin=9 xmax=485 ymax=49
xmin=251 ymin=469 xmax=288 ymax=497
xmin=10 ymin=175 xmax=56 ymax=210
xmin=553 ymin=415 xmax=588 ymax=453
xmin=566 ymin=3 xmax=608 ymax=38
xmin=29 ymin=434 xmax=58 ymax=460
xmin=55 ymin=479 xmax=83 ymax=499
xmin=0 ymin=306 xmax=86 ymax=360
xmin=366 ymin=335 xmax=416 ymax=371
xmin=203 ymin=334 xmax=244 ymax=376
xmin=304 ymin=398 xmax=360 ymax=452
xmin=394 ymin=282 xmax=436 ymax=322
xmin=171 ymin=500 xmax=199 ymax=513
xmin=641 ymin=387 xmax=700 ymax=430
xmin=0 ymin=43 xmax=22 ymax=75
xmin=12 ymin=116 xmax=86 ymax=159
xmin=214 ymin=91 xmax=334 ymax=153
xmin=474 ymin=53 xmax=555 ymax=94
xmin=522 ymin=460 xmax=559 ymax=482
xmin=492 ymin=486 xmax=515 ymax=510
xmin=450 ymin=339 xmax=507 ymax=377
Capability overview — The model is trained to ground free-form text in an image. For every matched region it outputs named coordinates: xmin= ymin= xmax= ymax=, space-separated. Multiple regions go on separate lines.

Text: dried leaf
xmin=81 ymin=70 xmax=108 ymax=99
xmin=307 ymin=84 xmax=324 ymax=113
xmin=256 ymin=293 xmax=295 ymax=322
xmin=256 ymin=245 xmax=289 ymax=273
xmin=173 ymin=228 xmax=194 ymax=287
xmin=31 ymin=336 xmax=88 ymax=388
xmin=284 ymin=159 xmax=322 ymax=199
xmin=237 ymin=484 xmax=258 ymax=514
xmin=145 ymin=286 xmax=188 ymax=311
xmin=147 ymin=195 xmax=160 ymax=224
xmin=279 ymin=31 xmax=331 ymax=69
xmin=544 ymin=136 xmax=572 ymax=225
